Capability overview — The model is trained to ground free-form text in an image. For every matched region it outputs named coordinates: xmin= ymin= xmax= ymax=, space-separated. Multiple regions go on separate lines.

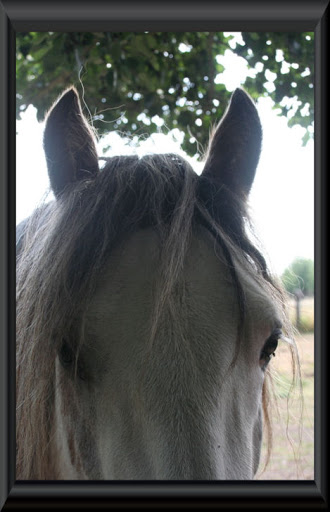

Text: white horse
xmin=16 ymin=87 xmax=292 ymax=480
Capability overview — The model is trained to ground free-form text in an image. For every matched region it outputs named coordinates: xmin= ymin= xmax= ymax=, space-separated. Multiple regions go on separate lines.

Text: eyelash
xmin=260 ymin=328 xmax=282 ymax=370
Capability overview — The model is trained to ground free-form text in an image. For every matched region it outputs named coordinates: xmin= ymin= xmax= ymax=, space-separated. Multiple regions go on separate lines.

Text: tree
xmin=235 ymin=32 xmax=314 ymax=145
xmin=16 ymin=31 xmax=314 ymax=157
xmin=281 ymin=258 xmax=314 ymax=296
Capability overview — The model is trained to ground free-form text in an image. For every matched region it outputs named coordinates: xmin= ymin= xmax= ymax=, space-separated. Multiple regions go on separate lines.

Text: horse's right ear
xmin=201 ymin=88 xmax=262 ymax=200
xmin=43 ymin=87 xmax=99 ymax=198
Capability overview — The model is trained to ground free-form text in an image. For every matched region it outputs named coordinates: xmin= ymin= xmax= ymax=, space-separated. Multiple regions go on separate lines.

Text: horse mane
xmin=16 ymin=152 xmax=298 ymax=479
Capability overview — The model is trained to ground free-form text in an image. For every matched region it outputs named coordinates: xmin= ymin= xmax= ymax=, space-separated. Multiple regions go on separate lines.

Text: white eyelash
xmin=279 ymin=334 xmax=294 ymax=346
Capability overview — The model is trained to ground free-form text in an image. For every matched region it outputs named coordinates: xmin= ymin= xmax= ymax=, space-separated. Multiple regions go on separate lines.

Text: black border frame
xmin=0 ymin=1 xmax=328 ymax=509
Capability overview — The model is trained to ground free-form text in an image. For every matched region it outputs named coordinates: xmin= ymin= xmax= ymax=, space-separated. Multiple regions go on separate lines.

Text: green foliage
xmin=16 ymin=31 xmax=314 ymax=157
xmin=236 ymin=32 xmax=314 ymax=145
xmin=281 ymin=258 xmax=314 ymax=296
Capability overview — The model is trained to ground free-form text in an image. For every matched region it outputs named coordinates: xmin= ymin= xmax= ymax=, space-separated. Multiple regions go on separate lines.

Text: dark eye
xmin=260 ymin=328 xmax=281 ymax=370
xmin=59 ymin=340 xmax=74 ymax=368
xmin=59 ymin=341 xmax=87 ymax=380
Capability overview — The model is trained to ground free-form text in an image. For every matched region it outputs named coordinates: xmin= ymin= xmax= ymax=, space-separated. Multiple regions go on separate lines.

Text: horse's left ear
xmin=202 ymin=88 xmax=262 ymax=199
xmin=43 ymin=87 xmax=99 ymax=198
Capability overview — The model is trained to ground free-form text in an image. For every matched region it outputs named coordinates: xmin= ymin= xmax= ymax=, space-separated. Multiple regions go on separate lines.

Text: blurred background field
xmin=287 ymin=296 xmax=314 ymax=333
xmin=256 ymin=296 xmax=314 ymax=480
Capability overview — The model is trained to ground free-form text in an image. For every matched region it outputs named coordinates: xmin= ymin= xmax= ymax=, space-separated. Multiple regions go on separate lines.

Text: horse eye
xmin=59 ymin=340 xmax=87 ymax=381
xmin=260 ymin=328 xmax=281 ymax=370
xmin=59 ymin=340 xmax=74 ymax=368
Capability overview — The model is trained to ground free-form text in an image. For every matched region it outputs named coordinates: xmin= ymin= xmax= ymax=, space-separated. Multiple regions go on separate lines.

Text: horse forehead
xmin=87 ymin=226 xmax=276 ymax=333
xmin=88 ymin=227 xmax=234 ymax=315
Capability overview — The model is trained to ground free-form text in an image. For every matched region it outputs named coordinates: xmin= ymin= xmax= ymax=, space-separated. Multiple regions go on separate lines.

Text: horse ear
xmin=202 ymin=88 xmax=262 ymax=199
xmin=43 ymin=87 xmax=99 ymax=198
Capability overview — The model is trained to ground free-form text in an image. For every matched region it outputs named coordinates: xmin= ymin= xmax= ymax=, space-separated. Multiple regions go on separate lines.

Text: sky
xmin=16 ymin=37 xmax=314 ymax=276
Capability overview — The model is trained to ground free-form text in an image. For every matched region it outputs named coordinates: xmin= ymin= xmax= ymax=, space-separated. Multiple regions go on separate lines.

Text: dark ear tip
xmin=231 ymin=88 xmax=257 ymax=109
xmin=232 ymin=87 xmax=245 ymax=97
xmin=62 ymin=86 xmax=78 ymax=100
xmin=60 ymin=86 xmax=78 ymax=98
xmin=56 ymin=86 xmax=80 ymax=108
xmin=46 ymin=87 xmax=80 ymax=120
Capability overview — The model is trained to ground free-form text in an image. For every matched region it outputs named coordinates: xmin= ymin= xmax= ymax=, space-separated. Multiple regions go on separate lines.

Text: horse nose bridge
xmin=140 ymin=385 xmax=222 ymax=478
xmin=141 ymin=344 xmax=221 ymax=430
xmin=136 ymin=330 xmax=228 ymax=478
xmin=146 ymin=412 xmax=222 ymax=479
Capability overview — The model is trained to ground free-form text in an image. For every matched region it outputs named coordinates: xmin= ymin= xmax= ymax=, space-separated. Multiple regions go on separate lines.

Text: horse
xmin=16 ymin=86 xmax=296 ymax=480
